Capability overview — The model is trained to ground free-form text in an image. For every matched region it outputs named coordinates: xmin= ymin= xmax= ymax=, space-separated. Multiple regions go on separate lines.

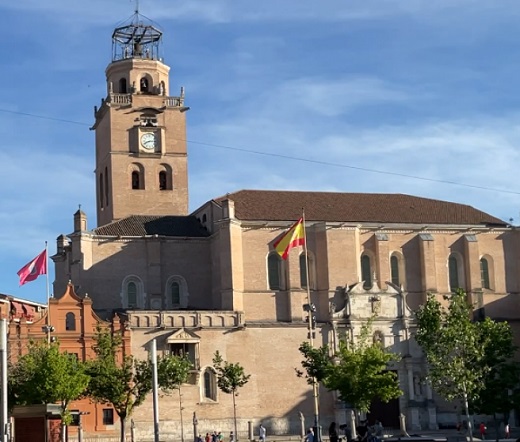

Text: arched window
xmin=448 ymin=253 xmax=465 ymax=292
xmin=390 ymin=253 xmax=405 ymax=288
xmin=159 ymin=171 xmax=167 ymax=190
xmin=157 ymin=164 xmax=172 ymax=190
xmin=480 ymin=258 xmax=490 ymax=289
xmin=99 ymin=173 xmax=104 ymax=208
xmin=65 ymin=312 xmax=76 ymax=331
xmin=119 ymin=78 xmax=127 ymax=93
xmin=203 ymin=368 xmax=217 ymax=401
xmin=121 ymin=276 xmax=144 ymax=309
xmin=171 ymin=282 xmax=180 ymax=306
xmin=267 ymin=253 xmax=282 ymax=290
xmin=390 ymin=255 xmax=399 ymax=286
xmin=131 ymin=171 xmax=140 ymax=190
xmin=130 ymin=163 xmax=145 ymax=190
xmin=140 ymin=77 xmax=149 ymax=92
xmin=165 ymin=276 xmax=189 ymax=309
xmin=361 ymin=254 xmax=372 ymax=290
xmin=127 ymin=282 xmax=137 ymax=308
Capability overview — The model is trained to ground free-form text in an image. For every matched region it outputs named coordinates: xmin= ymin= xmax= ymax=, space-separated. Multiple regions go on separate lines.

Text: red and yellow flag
xmin=273 ymin=218 xmax=305 ymax=260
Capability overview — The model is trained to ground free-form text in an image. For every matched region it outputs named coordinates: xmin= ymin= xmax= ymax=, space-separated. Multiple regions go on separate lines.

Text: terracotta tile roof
xmin=216 ymin=190 xmax=506 ymax=226
xmin=93 ymin=215 xmax=210 ymax=237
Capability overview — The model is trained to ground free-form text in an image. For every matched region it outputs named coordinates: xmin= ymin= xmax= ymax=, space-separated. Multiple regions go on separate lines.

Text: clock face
xmin=140 ymin=132 xmax=157 ymax=150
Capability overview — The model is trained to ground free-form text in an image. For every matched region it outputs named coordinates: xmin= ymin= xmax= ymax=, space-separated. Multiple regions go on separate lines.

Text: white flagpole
xmin=151 ymin=339 xmax=160 ymax=442
xmin=301 ymin=210 xmax=321 ymax=442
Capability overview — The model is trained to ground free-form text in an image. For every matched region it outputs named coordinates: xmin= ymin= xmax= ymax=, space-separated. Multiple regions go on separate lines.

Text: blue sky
xmin=2 ymin=1 xmax=520 ymax=303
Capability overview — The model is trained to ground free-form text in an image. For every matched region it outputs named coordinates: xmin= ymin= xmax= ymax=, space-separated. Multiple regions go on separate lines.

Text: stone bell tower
xmin=91 ymin=10 xmax=189 ymax=227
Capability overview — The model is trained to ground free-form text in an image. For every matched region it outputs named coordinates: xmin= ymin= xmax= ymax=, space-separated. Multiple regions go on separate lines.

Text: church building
xmin=50 ymin=10 xmax=520 ymax=440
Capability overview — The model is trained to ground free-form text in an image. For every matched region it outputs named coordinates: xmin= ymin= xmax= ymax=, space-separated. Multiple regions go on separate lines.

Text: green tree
xmin=86 ymin=327 xmax=152 ymax=442
xmin=158 ymin=354 xmax=193 ymax=442
xmin=471 ymin=318 xmax=520 ymax=441
xmin=9 ymin=340 xmax=89 ymax=441
xmin=213 ymin=351 xmax=251 ymax=441
xmin=297 ymin=319 xmax=402 ymax=415
xmin=415 ymin=290 xmax=507 ymax=442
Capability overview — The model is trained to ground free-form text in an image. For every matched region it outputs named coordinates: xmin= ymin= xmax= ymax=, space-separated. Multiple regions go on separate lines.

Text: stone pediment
xmin=166 ymin=328 xmax=200 ymax=343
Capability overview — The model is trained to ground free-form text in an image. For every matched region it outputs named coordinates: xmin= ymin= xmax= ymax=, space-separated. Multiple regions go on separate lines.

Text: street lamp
xmin=302 ymin=303 xmax=321 ymax=442
xmin=41 ymin=325 xmax=55 ymax=343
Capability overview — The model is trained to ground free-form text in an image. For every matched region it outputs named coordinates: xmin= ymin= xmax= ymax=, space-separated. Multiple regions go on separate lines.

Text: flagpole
xmin=45 ymin=241 xmax=51 ymax=344
xmin=301 ymin=209 xmax=321 ymax=442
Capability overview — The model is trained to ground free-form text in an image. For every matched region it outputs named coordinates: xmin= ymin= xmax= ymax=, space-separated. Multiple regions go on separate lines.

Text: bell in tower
xmin=91 ymin=7 xmax=189 ymax=227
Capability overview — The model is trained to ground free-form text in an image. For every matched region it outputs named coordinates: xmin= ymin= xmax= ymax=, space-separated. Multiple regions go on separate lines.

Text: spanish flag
xmin=273 ymin=218 xmax=305 ymax=260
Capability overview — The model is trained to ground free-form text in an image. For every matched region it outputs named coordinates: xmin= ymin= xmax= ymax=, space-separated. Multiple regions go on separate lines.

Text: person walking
xmin=329 ymin=422 xmax=338 ymax=442
xmin=259 ymin=424 xmax=267 ymax=442
xmin=479 ymin=422 xmax=487 ymax=440
xmin=505 ymin=423 xmax=510 ymax=439
xmin=305 ymin=428 xmax=315 ymax=442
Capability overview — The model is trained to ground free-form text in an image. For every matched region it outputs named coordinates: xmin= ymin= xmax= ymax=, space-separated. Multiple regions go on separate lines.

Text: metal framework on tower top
xmin=111 ymin=10 xmax=163 ymax=62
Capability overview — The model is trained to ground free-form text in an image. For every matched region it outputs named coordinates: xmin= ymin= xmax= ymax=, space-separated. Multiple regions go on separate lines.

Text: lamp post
xmin=41 ymin=325 xmax=55 ymax=344
xmin=77 ymin=411 xmax=90 ymax=442
xmin=303 ymin=303 xmax=321 ymax=442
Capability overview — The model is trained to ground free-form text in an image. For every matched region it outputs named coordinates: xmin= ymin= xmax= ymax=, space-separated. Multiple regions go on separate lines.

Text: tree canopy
xmin=9 ymin=340 xmax=90 ymax=426
xmin=415 ymin=289 xmax=520 ymax=440
xmin=86 ymin=327 xmax=152 ymax=442
xmin=213 ymin=351 xmax=251 ymax=441
xmin=297 ymin=319 xmax=402 ymax=413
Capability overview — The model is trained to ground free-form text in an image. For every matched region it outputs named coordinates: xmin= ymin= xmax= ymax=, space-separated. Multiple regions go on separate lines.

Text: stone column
xmin=349 ymin=410 xmax=357 ymax=441
xmin=299 ymin=412 xmax=305 ymax=439
xmin=399 ymin=414 xmax=410 ymax=437
xmin=248 ymin=421 xmax=253 ymax=441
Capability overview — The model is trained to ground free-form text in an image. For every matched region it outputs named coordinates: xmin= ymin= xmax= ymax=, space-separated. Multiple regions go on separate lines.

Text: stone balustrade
xmin=97 ymin=93 xmax=183 ymax=110
xmin=128 ymin=310 xmax=244 ymax=329
xmin=108 ymin=93 xmax=132 ymax=105
xmin=163 ymin=96 xmax=184 ymax=107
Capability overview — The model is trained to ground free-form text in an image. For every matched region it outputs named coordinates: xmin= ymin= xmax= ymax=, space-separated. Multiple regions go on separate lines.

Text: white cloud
xmin=5 ymin=0 xmax=520 ymax=26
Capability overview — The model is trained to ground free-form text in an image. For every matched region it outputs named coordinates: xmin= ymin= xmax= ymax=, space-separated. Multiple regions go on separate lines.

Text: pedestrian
xmin=329 ymin=422 xmax=338 ymax=442
xmin=374 ymin=421 xmax=384 ymax=438
xmin=218 ymin=432 xmax=224 ymax=442
xmin=259 ymin=423 xmax=267 ymax=442
xmin=505 ymin=423 xmax=510 ymax=439
xmin=480 ymin=422 xmax=487 ymax=440
xmin=206 ymin=433 xmax=211 ymax=442
xmin=305 ymin=428 xmax=314 ymax=442
xmin=230 ymin=431 xmax=234 ymax=442
xmin=197 ymin=435 xmax=203 ymax=442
